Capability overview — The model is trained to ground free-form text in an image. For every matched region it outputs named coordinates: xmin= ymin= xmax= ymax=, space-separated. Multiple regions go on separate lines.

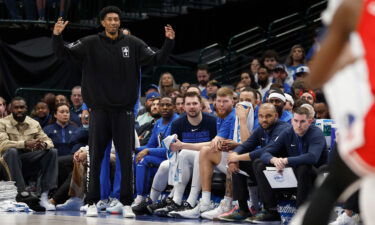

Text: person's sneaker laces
xmin=122 ymin=205 xmax=136 ymax=218
xmin=132 ymin=198 xmax=152 ymax=215
xmin=201 ymin=199 xmax=232 ymax=220
xmin=329 ymin=212 xmax=361 ymax=225
xmin=248 ymin=209 xmax=281 ymax=223
xmin=147 ymin=197 xmax=172 ymax=214
xmin=86 ymin=204 xmax=98 ymax=217
xmin=168 ymin=201 xmax=194 ymax=217
xmin=56 ymin=197 xmax=83 ymax=211
xmin=96 ymin=199 xmax=110 ymax=211
xmin=154 ymin=200 xmax=182 ymax=217
xmin=106 ymin=199 xmax=123 ymax=214
xmin=218 ymin=208 xmax=252 ymax=222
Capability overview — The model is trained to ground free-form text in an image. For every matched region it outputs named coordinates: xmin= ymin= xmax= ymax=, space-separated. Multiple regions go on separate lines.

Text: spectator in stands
xmin=145 ymin=84 xmax=159 ymax=96
xmin=70 ymin=86 xmax=83 ymax=126
xmin=241 ymin=71 xmax=259 ymax=89
xmin=235 ymin=81 xmax=246 ymax=93
xmin=250 ymin=58 xmax=261 ymax=79
xmin=166 ymin=88 xmax=180 ymax=98
xmin=285 ymin=45 xmax=306 ymax=80
xmin=284 ymin=93 xmax=294 ymax=113
xmin=268 ymin=89 xmax=293 ymax=123
xmin=44 ymin=103 xmax=80 ymax=156
xmin=196 ymin=64 xmax=210 ymax=98
xmin=179 ymin=82 xmax=190 ymax=95
xmin=300 ymin=90 xmax=316 ymax=105
xmin=291 ymin=80 xmax=308 ymax=100
xmin=261 ymin=50 xmax=279 ymax=71
xmin=233 ymin=91 xmax=239 ymax=107
xmin=158 ymin=72 xmax=178 ymax=97
xmin=33 ymin=101 xmax=52 ymax=128
xmin=131 ymin=96 xmax=179 ymax=212
xmin=314 ymin=100 xmax=330 ymax=119
xmin=137 ymin=98 xmax=161 ymax=146
xmin=166 ymin=88 xmax=236 ymax=218
xmin=186 ymin=85 xmax=201 ymax=95
xmin=223 ymin=103 xmax=291 ymax=221
xmin=0 ymin=97 xmax=57 ymax=210
xmin=136 ymin=92 xmax=160 ymax=127
xmin=0 ymin=97 xmax=8 ymax=118
xmin=206 ymin=80 xmax=220 ymax=98
xmin=255 ymin=90 xmax=262 ymax=107
xmin=295 ymin=66 xmax=311 ymax=81
xmin=55 ymin=94 xmax=69 ymax=106
xmin=272 ymin=64 xmax=292 ymax=93
xmin=249 ymin=107 xmax=326 ymax=223
xmin=43 ymin=93 xmax=56 ymax=114
xmin=138 ymin=92 xmax=217 ymax=216
xmin=175 ymin=94 xmax=185 ymax=115
xmin=201 ymin=98 xmax=213 ymax=114
xmin=257 ymin=65 xmax=272 ymax=98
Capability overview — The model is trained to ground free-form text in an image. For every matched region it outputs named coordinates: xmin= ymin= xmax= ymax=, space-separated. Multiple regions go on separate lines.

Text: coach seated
xmin=0 ymin=97 xmax=58 ymax=210
xmin=44 ymin=103 xmax=81 ymax=156
xmin=249 ymin=106 xmax=327 ymax=223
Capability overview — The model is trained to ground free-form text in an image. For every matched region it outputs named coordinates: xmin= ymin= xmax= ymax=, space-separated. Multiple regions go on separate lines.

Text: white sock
xmin=173 ymin=183 xmax=186 ymax=205
xmin=168 ymin=188 xmax=174 ymax=198
xmin=150 ymin=189 xmax=161 ymax=203
xmin=135 ymin=195 xmax=144 ymax=202
xmin=224 ymin=196 xmax=232 ymax=205
xmin=202 ymin=191 xmax=211 ymax=205
xmin=186 ymin=186 xmax=200 ymax=207
xmin=41 ymin=191 xmax=49 ymax=200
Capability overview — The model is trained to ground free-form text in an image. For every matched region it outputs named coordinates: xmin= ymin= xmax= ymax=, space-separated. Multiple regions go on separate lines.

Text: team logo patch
xmin=122 ymin=46 xmax=130 ymax=58
xmin=66 ymin=40 xmax=81 ymax=49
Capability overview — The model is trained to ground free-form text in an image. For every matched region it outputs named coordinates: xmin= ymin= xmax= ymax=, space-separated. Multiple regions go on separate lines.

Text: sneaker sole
xmin=172 ymin=213 xmax=200 ymax=219
xmin=251 ymin=220 xmax=281 ymax=224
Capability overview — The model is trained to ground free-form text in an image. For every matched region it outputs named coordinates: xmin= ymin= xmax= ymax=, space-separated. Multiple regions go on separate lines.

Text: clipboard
xmin=263 ymin=167 xmax=298 ymax=188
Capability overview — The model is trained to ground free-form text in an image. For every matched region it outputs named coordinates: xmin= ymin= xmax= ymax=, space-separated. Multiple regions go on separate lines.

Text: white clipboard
xmin=263 ymin=167 xmax=298 ymax=188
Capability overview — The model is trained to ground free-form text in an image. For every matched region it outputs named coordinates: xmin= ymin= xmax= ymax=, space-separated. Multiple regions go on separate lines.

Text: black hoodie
xmin=52 ymin=31 xmax=174 ymax=110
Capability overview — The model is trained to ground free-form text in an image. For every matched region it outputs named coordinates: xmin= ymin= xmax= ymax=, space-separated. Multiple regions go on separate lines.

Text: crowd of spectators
xmin=0 ymin=44 xmax=359 ymax=224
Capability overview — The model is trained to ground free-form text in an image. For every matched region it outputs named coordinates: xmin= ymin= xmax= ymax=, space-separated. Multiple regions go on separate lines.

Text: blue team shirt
xmin=216 ymin=109 xmax=236 ymax=140
xmin=44 ymin=122 xmax=80 ymax=156
xmin=171 ymin=112 xmax=217 ymax=143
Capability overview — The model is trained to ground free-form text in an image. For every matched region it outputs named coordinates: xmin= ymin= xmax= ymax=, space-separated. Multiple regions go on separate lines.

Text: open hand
xmin=53 ymin=17 xmax=69 ymax=35
xmin=165 ymin=24 xmax=175 ymax=40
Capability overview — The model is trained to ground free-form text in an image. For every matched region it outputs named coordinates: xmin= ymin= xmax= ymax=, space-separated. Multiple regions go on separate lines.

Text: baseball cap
xmin=146 ymin=92 xmax=160 ymax=101
xmin=273 ymin=64 xmax=287 ymax=72
xmin=146 ymin=84 xmax=159 ymax=92
xmin=296 ymin=66 xmax=310 ymax=75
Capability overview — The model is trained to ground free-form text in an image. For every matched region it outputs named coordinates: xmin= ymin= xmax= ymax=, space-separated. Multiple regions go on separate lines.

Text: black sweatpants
xmin=232 ymin=161 xmax=257 ymax=212
xmin=301 ymin=147 xmax=360 ymax=225
xmin=253 ymin=158 xmax=316 ymax=209
xmin=86 ymin=109 xmax=135 ymax=206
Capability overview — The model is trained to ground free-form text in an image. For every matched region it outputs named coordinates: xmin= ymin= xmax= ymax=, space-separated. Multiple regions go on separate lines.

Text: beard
xmin=151 ymin=111 xmax=161 ymax=119
xmin=258 ymin=78 xmax=269 ymax=88
xmin=187 ymin=110 xmax=199 ymax=118
xmin=199 ymin=80 xmax=208 ymax=86
xmin=216 ymin=107 xmax=232 ymax=119
xmin=12 ymin=113 xmax=26 ymax=123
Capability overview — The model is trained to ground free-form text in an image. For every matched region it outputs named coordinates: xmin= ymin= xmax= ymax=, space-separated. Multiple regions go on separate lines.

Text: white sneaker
xmin=80 ymin=204 xmax=89 ymax=212
xmin=329 ymin=212 xmax=360 ymax=225
xmin=201 ymin=199 xmax=232 ymax=220
xmin=39 ymin=194 xmax=56 ymax=211
xmin=106 ymin=199 xmax=124 ymax=214
xmin=86 ymin=204 xmax=98 ymax=217
xmin=122 ymin=205 xmax=136 ymax=218
xmin=56 ymin=197 xmax=83 ymax=211
xmin=174 ymin=201 xmax=214 ymax=219
xmin=131 ymin=196 xmax=144 ymax=207
xmin=96 ymin=199 xmax=110 ymax=211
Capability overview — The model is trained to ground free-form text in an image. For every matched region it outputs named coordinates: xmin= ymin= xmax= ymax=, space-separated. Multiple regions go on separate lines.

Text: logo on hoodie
xmin=122 ymin=46 xmax=130 ymax=58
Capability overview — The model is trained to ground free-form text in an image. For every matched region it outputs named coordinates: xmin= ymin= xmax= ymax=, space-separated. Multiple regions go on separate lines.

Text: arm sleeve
xmin=260 ymin=131 xmax=288 ymax=164
xmin=52 ymin=35 xmax=86 ymax=63
xmin=0 ymin=122 xmax=24 ymax=153
xmin=233 ymin=128 xmax=261 ymax=154
xmin=287 ymin=134 xmax=326 ymax=166
xmin=35 ymin=124 xmax=54 ymax=149
xmin=138 ymin=38 xmax=174 ymax=66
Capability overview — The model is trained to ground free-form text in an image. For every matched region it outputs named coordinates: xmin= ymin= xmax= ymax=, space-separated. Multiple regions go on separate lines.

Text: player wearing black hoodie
xmin=52 ymin=5 xmax=175 ymax=217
